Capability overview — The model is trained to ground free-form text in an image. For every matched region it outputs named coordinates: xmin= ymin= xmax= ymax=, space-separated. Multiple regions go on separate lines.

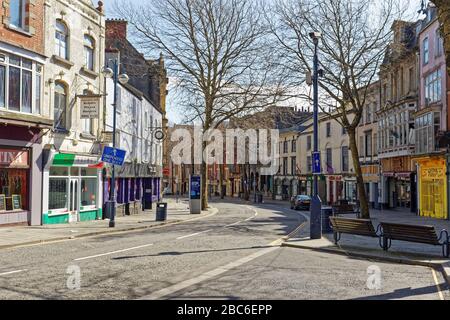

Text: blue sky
xmin=102 ymin=0 xmax=425 ymax=124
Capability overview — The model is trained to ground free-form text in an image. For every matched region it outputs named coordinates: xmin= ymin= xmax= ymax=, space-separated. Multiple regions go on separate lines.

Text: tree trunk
xmin=348 ymin=128 xmax=370 ymax=219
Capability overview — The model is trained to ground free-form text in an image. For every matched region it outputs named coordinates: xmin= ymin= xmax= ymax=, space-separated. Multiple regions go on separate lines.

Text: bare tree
xmin=433 ymin=0 xmax=450 ymax=75
xmin=267 ymin=0 xmax=407 ymax=219
xmin=115 ymin=0 xmax=285 ymax=210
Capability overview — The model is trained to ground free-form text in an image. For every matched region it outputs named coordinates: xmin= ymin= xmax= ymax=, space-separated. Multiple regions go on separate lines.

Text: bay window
xmin=0 ymin=53 xmax=42 ymax=114
xmin=415 ymin=112 xmax=440 ymax=154
xmin=425 ymin=69 xmax=442 ymax=105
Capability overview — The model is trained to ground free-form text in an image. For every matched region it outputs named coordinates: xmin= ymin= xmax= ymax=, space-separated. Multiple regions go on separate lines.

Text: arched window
xmin=84 ymin=35 xmax=95 ymax=70
xmin=54 ymin=82 xmax=67 ymax=130
xmin=55 ymin=20 xmax=69 ymax=60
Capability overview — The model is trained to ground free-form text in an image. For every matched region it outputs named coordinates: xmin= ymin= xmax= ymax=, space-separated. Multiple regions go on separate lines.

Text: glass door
xmin=69 ymin=178 xmax=79 ymax=223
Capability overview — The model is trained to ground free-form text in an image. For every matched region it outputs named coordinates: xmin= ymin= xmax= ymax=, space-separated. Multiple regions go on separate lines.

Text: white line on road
xmin=0 ymin=269 xmax=27 ymax=276
xmin=431 ymin=268 xmax=445 ymax=301
xmin=176 ymin=230 xmax=213 ymax=240
xmin=138 ymin=245 xmax=280 ymax=300
xmin=74 ymin=244 xmax=154 ymax=261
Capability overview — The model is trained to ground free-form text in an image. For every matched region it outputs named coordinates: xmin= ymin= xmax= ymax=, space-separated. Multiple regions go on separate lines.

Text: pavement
xmin=0 ymin=198 xmax=217 ymax=250
xmin=280 ymin=205 xmax=450 ymax=285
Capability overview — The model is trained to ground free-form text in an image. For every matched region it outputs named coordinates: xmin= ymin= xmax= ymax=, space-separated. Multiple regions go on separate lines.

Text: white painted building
xmin=41 ymin=0 xmax=106 ymax=224
xmin=104 ymin=76 xmax=163 ymax=215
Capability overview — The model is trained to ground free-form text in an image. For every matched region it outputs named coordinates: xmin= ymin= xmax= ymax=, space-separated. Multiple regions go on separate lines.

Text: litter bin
xmin=156 ymin=202 xmax=168 ymax=222
xmin=321 ymin=207 xmax=334 ymax=234
xmin=257 ymin=194 xmax=263 ymax=203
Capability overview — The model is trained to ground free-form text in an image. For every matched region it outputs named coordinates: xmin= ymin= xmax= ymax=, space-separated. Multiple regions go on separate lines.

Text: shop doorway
xmin=69 ymin=179 xmax=79 ymax=223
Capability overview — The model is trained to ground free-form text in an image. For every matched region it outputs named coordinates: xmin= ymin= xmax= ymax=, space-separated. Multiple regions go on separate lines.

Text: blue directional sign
xmin=312 ymin=152 xmax=322 ymax=174
xmin=101 ymin=146 xmax=126 ymax=166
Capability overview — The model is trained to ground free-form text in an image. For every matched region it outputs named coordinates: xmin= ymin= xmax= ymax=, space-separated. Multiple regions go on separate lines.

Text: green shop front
xmin=42 ymin=153 xmax=103 ymax=225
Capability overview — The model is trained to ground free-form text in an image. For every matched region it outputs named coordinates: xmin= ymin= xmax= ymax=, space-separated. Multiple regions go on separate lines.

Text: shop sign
xmin=52 ymin=153 xmax=102 ymax=168
xmin=0 ymin=149 xmax=29 ymax=168
xmin=80 ymin=95 xmax=100 ymax=119
xmin=422 ymin=167 xmax=446 ymax=180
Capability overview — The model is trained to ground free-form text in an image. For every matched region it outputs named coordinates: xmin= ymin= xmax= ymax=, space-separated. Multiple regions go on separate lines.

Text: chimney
xmin=106 ymin=19 xmax=128 ymax=39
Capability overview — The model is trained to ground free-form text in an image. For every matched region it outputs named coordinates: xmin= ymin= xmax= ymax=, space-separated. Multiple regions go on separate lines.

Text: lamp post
xmin=310 ymin=32 xmax=322 ymax=240
xmin=103 ymin=59 xmax=129 ymax=228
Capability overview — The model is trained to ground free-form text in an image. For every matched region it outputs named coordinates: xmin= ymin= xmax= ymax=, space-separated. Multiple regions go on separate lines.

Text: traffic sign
xmin=101 ymin=146 xmax=126 ymax=166
xmin=312 ymin=152 xmax=321 ymax=174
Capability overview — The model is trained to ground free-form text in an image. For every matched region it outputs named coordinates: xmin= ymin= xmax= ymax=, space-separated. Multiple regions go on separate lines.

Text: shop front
xmin=362 ymin=164 xmax=380 ymax=209
xmin=326 ymin=175 xmax=344 ymax=205
xmin=103 ymin=163 xmax=161 ymax=215
xmin=0 ymin=126 xmax=44 ymax=226
xmin=0 ymin=147 xmax=32 ymax=225
xmin=417 ymin=157 xmax=448 ymax=220
xmin=299 ymin=176 xmax=313 ymax=196
xmin=42 ymin=153 xmax=103 ymax=225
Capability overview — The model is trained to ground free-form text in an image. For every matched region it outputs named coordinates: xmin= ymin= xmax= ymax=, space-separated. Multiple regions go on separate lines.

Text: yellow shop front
xmin=417 ymin=157 xmax=448 ymax=220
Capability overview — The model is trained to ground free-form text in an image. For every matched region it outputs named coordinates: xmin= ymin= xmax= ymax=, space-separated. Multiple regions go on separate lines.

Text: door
xmin=69 ymin=179 xmax=79 ymax=223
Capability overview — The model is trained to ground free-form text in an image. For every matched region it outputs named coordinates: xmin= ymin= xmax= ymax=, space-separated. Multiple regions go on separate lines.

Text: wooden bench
xmin=332 ymin=204 xmax=361 ymax=218
xmin=380 ymin=222 xmax=450 ymax=258
xmin=330 ymin=217 xmax=380 ymax=245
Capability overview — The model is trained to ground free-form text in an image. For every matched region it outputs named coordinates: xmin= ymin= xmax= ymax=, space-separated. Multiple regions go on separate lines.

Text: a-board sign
xmin=0 ymin=194 xmax=5 ymax=212
xmin=12 ymin=195 xmax=21 ymax=210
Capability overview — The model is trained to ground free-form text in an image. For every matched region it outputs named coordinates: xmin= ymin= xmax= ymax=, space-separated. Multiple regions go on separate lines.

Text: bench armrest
xmin=439 ymin=229 xmax=449 ymax=244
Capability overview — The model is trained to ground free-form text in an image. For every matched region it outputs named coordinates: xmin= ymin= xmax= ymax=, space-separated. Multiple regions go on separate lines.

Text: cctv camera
xmin=309 ymin=32 xmax=322 ymax=39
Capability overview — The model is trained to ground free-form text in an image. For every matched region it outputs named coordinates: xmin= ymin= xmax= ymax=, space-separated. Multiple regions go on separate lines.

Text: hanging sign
xmin=79 ymin=95 xmax=101 ymax=119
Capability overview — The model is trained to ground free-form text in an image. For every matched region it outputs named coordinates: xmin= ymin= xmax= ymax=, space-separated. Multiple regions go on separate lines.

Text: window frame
xmin=54 ymin=81 xmax=68 ymax=130
xmin=55 ymin=20 xmax=69 ymax=60
xmin=423 ymin=37 xmax=429 ymax=65
xmin=0 ymin=52 xmax=42 ymax=115
xmin=9 ymin=0 xmax=26 ymax=30
xmin=83 ymin=35 xmax=95 ymax=71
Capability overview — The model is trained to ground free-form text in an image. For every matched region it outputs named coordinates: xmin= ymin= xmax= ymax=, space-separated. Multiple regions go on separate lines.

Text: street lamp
xmin=102 ymin=59 xmax=129 ymax=228
xmin=309 ymin=31 xmax=322 ymax=240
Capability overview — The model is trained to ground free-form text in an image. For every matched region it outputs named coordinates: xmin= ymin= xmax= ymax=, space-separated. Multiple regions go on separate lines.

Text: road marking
xmin=140 ymin=206 xmax=307 ymax=300
xmin=176 ymin=230 xmax=213 ymax=240
xmin=138 ymin=245 xmax=280 ymax=300
xmin=74 ymin=244 xmax=154 ymax=261
xmin=0 ymin=269 xmax=26 ymax=276
xmin=431 ymin=268 xmax=445 ymax=301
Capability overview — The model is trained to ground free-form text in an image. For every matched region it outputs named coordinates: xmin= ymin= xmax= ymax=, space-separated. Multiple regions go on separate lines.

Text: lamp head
xmin=118 ymin=74 xmax=129 ymax=85
xmin=102 ymin=67 xmax=114 ymax=79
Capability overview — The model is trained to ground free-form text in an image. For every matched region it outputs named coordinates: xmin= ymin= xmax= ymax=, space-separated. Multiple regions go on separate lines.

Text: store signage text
xmin=0 ymin=149 xmax=29 ymax=168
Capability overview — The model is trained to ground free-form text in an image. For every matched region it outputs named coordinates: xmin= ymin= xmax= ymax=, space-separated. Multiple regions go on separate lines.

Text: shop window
xmin=80 ymin=178 xmax=97 ymax=209
xmin=81 ymin=168 xmax=97 ymax=177
xmin=49 ymin=178 xmax=69 ymax=211
xmin=0 ymin=168 xmax=28 ymax=211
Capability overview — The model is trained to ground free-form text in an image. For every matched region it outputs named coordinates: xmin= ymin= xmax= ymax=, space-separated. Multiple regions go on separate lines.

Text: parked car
xmin=290 ymin=195 xmax=312 ymax=211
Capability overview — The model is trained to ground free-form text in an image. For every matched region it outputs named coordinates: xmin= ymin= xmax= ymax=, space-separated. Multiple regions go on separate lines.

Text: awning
xmin=52 ymin=153 xmax=104 ymax=168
